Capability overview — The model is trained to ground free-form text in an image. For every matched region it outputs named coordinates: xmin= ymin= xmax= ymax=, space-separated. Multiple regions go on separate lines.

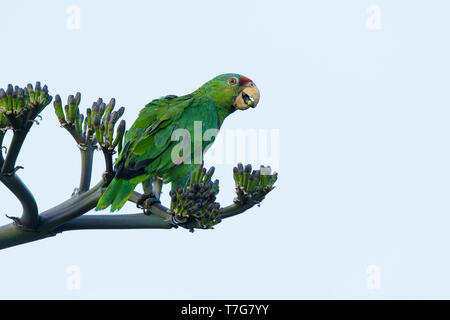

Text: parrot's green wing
xmin=96 ymin=95 xmax=192 ymax=211
xmin=96 ymin=94 xmax=219 ymax=212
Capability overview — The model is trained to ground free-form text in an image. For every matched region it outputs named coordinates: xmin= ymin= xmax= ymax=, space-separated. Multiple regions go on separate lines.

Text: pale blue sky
xmin=1 ymin=0 xmax=450 ymax=299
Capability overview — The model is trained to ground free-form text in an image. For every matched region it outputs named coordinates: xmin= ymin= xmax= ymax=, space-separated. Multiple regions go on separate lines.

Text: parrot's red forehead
xmin=239 ymin=75 xmax=253 ymax=86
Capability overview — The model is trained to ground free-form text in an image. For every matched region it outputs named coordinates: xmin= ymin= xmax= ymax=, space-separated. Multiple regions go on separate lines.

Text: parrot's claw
xmin=136 ymin=193 xmax=160 ymax=210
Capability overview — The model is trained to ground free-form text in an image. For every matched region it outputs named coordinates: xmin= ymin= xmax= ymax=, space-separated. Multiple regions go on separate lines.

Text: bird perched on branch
xmin=96 ymin=73 xmax=260 ymax=212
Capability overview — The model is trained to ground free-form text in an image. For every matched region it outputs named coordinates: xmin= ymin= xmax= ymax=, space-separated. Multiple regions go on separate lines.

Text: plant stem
xmin=220 ymin=202 xmax=257 ymax=219
xmin=102 ymin=149 xmax=114 ymax=174
xmin=0 ymin=191 xmax=259 ymax=250
xmin=0 ymin=174 xmax=39 ymax=229
xmin=0 ymin=129 xmax=39 ymax=229
xmin=55 ymin=213 xmax=172 ymax=232
xmin=0 ymin=131 xmax=5 ymax=163
xmin=1 ymin=129 xmax=27 ymax=174
xmin=38 ymin=180 xmax=105 ymax=231
xmin=0 ymin=123 xmax=40 ymax=229
xmin=78 ymin=145 xmax=95 ymax=192
xmin=0 ymin=223 xmax=54 ymax=250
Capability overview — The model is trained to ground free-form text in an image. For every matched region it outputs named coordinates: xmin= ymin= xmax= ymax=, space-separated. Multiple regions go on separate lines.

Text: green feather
xmin=110 ymin=179 xmax=140 ymax=211
xmin=96 ymin=178 xmax=123 ymax=211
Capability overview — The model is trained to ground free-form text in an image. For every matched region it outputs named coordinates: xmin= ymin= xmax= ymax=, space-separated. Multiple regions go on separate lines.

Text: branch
xmin=220 ymin=201 xmax=261 ymax=220
xmin=0 ymin=192 xmax=174 ymax=250
xmin=0 ymin=174 xmax=39 ymax=229
xmin=63 ymin=185 xmax=262 ymax=231
xmin=0 ymin=179 xmax=266 ymax=250
xmin=78 ymin=144 xmax=95 ymax=193
xmin=0 ymin=223 xmax=54 ymax=250
xmin=55 ymin=213 xmax=173 ymax=232
xmin=0 ymin=179 xmax=106 ymax=250
xmin=0 ymin=132 xmax=5 ymax=163
xmin=38 ymin=180 xmax=105 ymax=231
xmin=0 ymin=128 xmax=39 ymax=229
xmin=1 ymin=128 xmax=29 ymax=174
xmin=102 ymin=149 xmax=114 ymax=175
xmin=55 ymin=195 xmax=256 ymax=233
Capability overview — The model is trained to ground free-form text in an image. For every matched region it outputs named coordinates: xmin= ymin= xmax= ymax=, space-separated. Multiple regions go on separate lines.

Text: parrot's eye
xmin=228 ymin=77 xmax=238 ymax=86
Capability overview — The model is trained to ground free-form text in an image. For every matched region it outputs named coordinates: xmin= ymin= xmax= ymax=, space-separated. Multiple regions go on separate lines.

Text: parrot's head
xmin=199 ymin=73 xmax=260 ymax=111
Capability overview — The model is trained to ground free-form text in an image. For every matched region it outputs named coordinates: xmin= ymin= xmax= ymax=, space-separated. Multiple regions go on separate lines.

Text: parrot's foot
xmin=136 ymin=193 xmax=160 ymax=212
xmin=1 ymin=166 xmax=24 ymax=177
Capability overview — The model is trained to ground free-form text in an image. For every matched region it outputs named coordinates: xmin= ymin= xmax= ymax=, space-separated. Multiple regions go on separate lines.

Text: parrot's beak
xmin=234 ymin=82 xmax=260 ymax=110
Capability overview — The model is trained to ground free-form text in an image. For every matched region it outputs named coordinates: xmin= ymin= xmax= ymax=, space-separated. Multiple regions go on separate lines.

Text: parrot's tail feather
xmin=110 ymin=180 xmax=138 ymax=211
xmin=95 ymin=179 xmax=136 ymax=212
xmin=96 ymin=176 xmax=147 ymax=212
xmin=96 ymin=179 xmax=122 ymax=211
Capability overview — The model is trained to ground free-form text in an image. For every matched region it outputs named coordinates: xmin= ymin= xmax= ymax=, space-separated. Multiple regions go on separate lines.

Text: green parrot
xmin=96 ymin=73 xmax=260 ymax=212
